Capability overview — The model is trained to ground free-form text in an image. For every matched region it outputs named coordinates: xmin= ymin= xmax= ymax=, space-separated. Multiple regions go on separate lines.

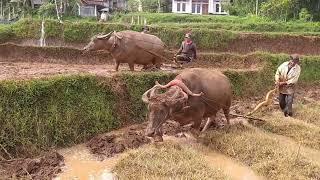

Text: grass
xmin=295 ymin=102 xmax=320 ymax=126
xmin=113 ymin=142 xmax=227 ymax=180
xmin=200 ymin=125 xmax=320 ymax=180
xmin=0 ymin=75 xmax=119 ymax=157
xmin=2 ymin=18 xmax=320 ymax=50
xmin=113 ymin=13 xmax=320 ymax=32
xmin=257 ymin=109 xmax=320 ymax=151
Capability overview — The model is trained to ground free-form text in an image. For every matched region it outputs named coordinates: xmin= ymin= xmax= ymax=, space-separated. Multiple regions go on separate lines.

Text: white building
xmin=172 ymin=0 xmax=228 ymax=15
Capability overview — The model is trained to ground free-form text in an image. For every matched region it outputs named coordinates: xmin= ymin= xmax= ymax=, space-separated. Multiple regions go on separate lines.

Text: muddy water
xmin=203 ymin=152 xmax=263 ymax=180
xmin=164 ymin=135 xmax=263 ymax=180
xmin=54 ymin=144 xmax=120 ymax=180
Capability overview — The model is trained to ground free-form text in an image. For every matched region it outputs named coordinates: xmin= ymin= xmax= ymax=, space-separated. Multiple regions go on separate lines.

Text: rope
xmin=199 ymin=94 xmax=266 ymax=122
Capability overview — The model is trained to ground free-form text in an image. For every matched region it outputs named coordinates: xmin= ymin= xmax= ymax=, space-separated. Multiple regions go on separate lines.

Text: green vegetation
xmin=0 ymin=76 xmax=118 ymax=157
xmin=113 ymin=142 xmax=227 ymax=180
xmin=3 ymin=18 xmax=320 ymax=50
xmin=0 ymin=25 xmax=14 ymax=43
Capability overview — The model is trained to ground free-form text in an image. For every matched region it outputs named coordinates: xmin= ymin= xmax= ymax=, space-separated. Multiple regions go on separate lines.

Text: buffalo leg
xmin=223 ymin=108 xmax=230 ymax=125
xmin=190 ymin=107 xmax=205 ymax=137
xmin=115 ymin=61 xmax=120 ymax=71
xmin=154 ymin=57 xmax=162 ymax=69
xmin=128 ymin=63 xmax=134 ymax=71
xmin=142 ymin=65 xmax=148 ymax=70
xmin=202 ymin=114 xmax=216 ymax=132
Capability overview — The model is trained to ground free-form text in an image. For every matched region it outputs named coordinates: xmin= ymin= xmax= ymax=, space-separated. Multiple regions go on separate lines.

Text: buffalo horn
xmin=113 ymin=31 xmax=123 ymax=39
xmin=97 ymin=31 xmax=113 ymax=39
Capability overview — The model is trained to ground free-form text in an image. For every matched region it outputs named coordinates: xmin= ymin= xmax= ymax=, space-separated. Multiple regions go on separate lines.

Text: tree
xmin=127 ymin=0 xmax=140 ymax=12
xmin=299 ymin=8 xmax=312 ymax=21
xmin=140 ymin=0 xmax=158 ymax=12
xmin=224 ymin=0 xmax=267 ymax=16
xmin=260 ymin=0 xmax=296 ymax=21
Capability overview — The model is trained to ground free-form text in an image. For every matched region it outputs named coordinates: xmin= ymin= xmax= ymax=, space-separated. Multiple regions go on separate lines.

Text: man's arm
xmin=275 ymin=66 xmax=281 ymax=84
xmin=176 ymin=42 xmax=183 ymax=56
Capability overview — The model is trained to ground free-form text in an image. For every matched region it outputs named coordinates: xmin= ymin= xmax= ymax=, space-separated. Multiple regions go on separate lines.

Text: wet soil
xmin=0 ymin=61 xmax=258 ymax=80
xmin=87 ymin=129 xmax=151 ymax=158
xmin=219 ymin=33 xmax=320 ymax=55
xmin=0 ymin=151 xmax=64 ymax=179
xmin=86 ymin=121 xmax=196 ymax=159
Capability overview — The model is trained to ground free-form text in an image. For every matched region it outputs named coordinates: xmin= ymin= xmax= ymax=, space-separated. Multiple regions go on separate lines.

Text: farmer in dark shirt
xmin=174 ymin=33 xmax=197 ymax=64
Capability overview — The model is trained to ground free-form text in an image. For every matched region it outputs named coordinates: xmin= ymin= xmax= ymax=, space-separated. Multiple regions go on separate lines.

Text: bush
xmin=0 ymin=25 xmax=14 ymax=43
xmin=38 ymin=3 xmax=57 ymax=18
xmin=299 ymin=8 xmax=312 ymax=22
xmin=127 ymin=0 xmax=140 ymax=12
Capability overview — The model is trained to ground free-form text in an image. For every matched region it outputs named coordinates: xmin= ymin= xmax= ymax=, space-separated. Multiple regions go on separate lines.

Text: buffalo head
xmin=142 ymin=79 xmax=203 ymax=139
xmin=83 ymin=31 xmax=123 ymax=52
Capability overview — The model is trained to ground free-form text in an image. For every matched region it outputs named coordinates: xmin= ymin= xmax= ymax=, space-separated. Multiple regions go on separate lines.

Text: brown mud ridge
xmin=86 ymin=121 xmax=192 ymax=159
xmin=0 ymin=43 xmax=261 ymax=68
xmin=220 ymin=33 xmax=320 ymax=55
xmin=0 ymin=151 xmax=64 ymax=179
xmin=0 ymin=61 xmax=259 ymax=80
xmin=5 ymin=33 xmax=320 ymax=55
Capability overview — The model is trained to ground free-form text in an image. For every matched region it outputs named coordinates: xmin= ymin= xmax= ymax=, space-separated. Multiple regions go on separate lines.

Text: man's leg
xmin=279 ymin=93 xmax=287 ymax=116
xmin=285 ymin=94 xmax=294 ymax=117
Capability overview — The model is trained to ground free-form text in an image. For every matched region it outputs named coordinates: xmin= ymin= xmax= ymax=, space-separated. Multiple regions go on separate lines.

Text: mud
xmin=85 ymin=120 xmax=197 ymax=159
xmin=0 ymin=44 xmax=262 ymax=69
xmin=0 ymin=151 xmax=64 ymax=179
xmin=220 ymin=33 xmax=320 ymax=55
xmin=87 ymin=129 xmax=151 ymax=158
xmin=0 ymin=43 xmax=111 ymax=64
xmin=0 ymin=61 xmax=258 ymax=80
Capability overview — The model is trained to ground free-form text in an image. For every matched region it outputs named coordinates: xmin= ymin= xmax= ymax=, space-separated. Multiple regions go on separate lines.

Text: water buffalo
xmin=142 ymin=68 xmax=232 ymax=141
xmin=83 ymin=30 xmax=166 ymax=71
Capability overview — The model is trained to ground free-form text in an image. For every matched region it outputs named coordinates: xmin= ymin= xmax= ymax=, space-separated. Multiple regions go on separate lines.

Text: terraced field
xmin=0 ymin=14 xmax=319 ymax=180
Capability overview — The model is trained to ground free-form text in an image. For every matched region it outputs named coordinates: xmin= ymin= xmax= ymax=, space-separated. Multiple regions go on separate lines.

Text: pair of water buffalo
xmin=84 ymin=31 xmax=232 ymax=140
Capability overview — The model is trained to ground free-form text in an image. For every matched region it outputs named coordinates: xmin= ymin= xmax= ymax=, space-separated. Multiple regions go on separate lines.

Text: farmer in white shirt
xmin=275 ymin=54 xmax=301 ymax=117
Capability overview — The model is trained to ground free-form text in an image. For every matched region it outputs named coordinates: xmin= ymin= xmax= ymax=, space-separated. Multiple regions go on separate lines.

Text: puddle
xmin=203 ymin=151 xmax=263 ymax=180
xmin=54 ymin=144 xmax=120 ymax=180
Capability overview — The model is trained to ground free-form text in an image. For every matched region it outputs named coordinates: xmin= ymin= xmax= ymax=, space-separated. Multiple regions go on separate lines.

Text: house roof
xmin=80 ymin=0 xmax=108 ymax=7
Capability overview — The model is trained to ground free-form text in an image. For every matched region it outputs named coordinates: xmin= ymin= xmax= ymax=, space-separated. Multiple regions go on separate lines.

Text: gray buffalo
xmin=142 ymin=68 xmax=232 ymax=141
xmin=83 ymin=30 xmax=166 ymax=71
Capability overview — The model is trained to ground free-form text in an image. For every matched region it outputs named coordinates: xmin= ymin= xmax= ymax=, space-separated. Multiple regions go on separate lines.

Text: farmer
xmin=174 ymin=33 xmax=197 ymax=64
xmin=275 ymin=54 xmax=301 ymax=117
xmin=141 ymin=25 xmax=150 ymax=34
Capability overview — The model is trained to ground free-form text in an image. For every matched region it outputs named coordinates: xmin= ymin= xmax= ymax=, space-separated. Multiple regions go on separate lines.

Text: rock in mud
xmin=0 ymin=151 xmax=64 ymax=180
